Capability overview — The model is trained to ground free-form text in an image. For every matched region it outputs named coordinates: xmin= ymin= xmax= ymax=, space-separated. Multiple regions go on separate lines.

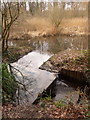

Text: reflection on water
xmin=9 ymin=35 xmax=88 ymax=55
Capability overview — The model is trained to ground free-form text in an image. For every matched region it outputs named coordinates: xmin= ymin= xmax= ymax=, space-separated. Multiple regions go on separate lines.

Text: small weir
xmin=10 ymin=35 xmax=88 ymax=104
xmin=11 ymin=51 xmax=57 ymax=104
xmin=11 ymin=51 xmax=79 ymax=104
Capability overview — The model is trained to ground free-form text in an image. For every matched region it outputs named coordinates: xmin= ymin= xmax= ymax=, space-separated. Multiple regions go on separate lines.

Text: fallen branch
xmin=8 ymin=64 xmax=33 ymax=99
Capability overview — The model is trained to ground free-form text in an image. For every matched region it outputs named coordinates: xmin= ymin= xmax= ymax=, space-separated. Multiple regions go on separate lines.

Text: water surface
xmin=9 ymin=35 xmax=88 ymax=55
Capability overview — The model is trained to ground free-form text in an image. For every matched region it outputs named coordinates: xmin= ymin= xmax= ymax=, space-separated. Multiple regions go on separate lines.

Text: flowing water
xmin=10 ymin=35 xmax=88 ymax=104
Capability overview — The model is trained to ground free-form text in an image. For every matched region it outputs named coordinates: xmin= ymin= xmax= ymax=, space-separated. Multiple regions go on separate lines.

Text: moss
xmin=54 ymin=100 xmax=67 ymax=108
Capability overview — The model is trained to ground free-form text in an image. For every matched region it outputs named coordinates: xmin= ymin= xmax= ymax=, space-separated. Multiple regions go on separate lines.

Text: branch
xmin=9 ymin=64 xmax=24 ymax=80
xmin=8 ymin=3 xmax=13 ymax=22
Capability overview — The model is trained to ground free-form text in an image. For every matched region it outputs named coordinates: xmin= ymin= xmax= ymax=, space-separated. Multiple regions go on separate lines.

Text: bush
xmin=49 ymin=6 xmax=64 ymax=28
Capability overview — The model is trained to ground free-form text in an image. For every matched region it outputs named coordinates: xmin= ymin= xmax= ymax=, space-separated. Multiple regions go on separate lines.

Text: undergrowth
xmin=2 ymin=63 xmax=17 ymax=104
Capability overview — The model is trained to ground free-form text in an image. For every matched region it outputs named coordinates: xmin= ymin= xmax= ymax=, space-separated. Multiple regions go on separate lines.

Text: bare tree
xmin=1 ymin=2 xmax=20 ymax=52
xmin=50 ymin=4 xmax=64 ymax=28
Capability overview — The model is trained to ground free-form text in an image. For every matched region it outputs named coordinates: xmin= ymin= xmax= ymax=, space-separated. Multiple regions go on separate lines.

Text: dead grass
xmin=61 ymin=18 xmax=87 ymax=28
xmin=59 ymin=17 xmax=88 ymax=35
xmin=10 ymin=14 xmax=88 ymax=39
xmin=27 ymin=17 xmax=55 ymax=35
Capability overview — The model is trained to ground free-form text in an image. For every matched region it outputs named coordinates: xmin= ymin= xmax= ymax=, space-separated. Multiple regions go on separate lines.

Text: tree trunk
xmin=88 ymin=2 xmax=90 ymax=67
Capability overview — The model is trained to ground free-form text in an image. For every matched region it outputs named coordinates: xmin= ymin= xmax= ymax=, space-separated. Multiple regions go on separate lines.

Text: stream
xmin=10 ymin=35 xmax=88 ymax=104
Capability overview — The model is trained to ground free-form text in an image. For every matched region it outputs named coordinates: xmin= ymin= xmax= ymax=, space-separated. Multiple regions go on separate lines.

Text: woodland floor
xmin=2 ymin=98 xmax=90 ymax=119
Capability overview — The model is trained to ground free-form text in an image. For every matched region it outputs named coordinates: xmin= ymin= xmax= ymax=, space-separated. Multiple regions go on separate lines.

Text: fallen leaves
xmin=2 ymin=100 xmax=90 ymax=119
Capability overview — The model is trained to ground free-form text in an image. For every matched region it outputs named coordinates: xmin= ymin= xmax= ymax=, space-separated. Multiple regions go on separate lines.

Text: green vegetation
xmin=3 ymin=49 xmax=20 ymax=63
xmin=2 ymin=63 xmax=17 ymax=104
xmin=40 ymin=96 xmax=52 ymax=102
xmin=39 ymin=96 xmax=53 ymax=107
xmin=54 ymin=100 xmax=67 ymax=108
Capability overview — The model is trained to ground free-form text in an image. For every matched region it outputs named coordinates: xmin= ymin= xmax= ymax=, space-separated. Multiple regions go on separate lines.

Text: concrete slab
xmin=11 ymin=51 xmax=56 ymax=104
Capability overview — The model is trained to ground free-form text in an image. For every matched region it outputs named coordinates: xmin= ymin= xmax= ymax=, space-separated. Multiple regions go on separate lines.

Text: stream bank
xmin=40 ymin=48 xmax=90 ymax=105
xmin=40 ymin=49 xmax=90 ymax=84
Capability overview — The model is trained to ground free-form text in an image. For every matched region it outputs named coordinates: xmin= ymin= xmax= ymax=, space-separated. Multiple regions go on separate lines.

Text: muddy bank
xmin=40 ymin=49 xmax=84 ymax=73
xmin=25 ymin=26 xmax=88 ymax=38
xmin=10 ymin=28 xmax=88 ymax=41
xmin=40 ymin=49 xmax=90 ymax=84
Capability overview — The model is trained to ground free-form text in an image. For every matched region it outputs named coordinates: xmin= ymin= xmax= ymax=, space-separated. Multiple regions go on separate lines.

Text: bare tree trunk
xmin=1 ymin=2 xmax=20 ymax=53
xmin=88 ymin=2 xmax=90 ymax=67
xmin=88 ymin=1 xmax=90 ymax=110
xmin=62 ymin=2 xmax=65 ymax=10
xmin=53 ymin=2 xmax=58 ymax=7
